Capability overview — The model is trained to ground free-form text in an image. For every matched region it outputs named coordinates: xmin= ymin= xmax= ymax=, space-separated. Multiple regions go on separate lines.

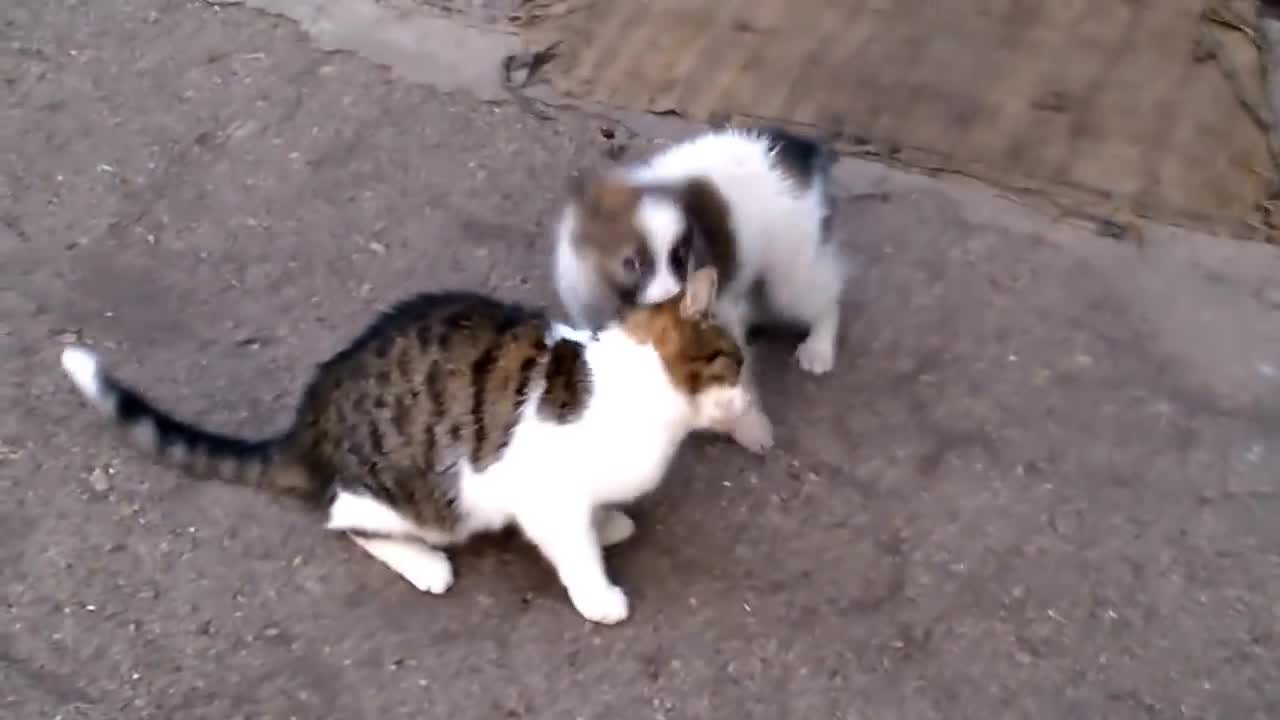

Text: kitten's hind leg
xmin=519 ymin=506 xmax=629 ymax=624
xmin=796 ymin=305 xmax=839 ymax=375
xmin=348 ymin=533 xmax=455 ymax=595
xmin=770 ymin=241 xmax=847 ymax=375
xmin=593 ymin=508 xmax=635 ymax=547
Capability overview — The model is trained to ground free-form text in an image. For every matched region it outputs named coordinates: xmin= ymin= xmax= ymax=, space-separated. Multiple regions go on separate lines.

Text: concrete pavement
xmin=3 ymin=0 xmax=1279 ymax=717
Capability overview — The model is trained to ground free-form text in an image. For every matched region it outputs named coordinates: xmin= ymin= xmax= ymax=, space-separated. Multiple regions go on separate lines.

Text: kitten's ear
xmin=568 ymin=169 xmax=636 ymax=217
xmin=680 ymin=267 xmax=718 ymax=318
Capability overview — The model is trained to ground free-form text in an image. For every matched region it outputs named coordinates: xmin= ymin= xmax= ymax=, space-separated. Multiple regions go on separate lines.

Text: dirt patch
xmin=385 ymin=0 xmax=524 ymax=22
xmin=243 ymin=0 xmax=522 ymax=100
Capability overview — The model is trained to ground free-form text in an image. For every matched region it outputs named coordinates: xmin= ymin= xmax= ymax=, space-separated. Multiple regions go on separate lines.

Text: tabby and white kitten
xmin=60 ymin=268 xmax=745 ymax=625
xmin=553 ymin=126 xmax=849 ymax=454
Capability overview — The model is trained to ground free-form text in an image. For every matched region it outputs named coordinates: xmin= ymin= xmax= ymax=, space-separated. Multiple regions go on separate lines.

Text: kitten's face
xmin=621 ymin=267 xmax=747 ymax=425
xmin=567 ymin=173 xmax=697 ymax=309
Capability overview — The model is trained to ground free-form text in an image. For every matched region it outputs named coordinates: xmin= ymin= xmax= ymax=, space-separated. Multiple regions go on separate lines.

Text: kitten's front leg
xmin=519 ymin=507 xmax=629 ymax=624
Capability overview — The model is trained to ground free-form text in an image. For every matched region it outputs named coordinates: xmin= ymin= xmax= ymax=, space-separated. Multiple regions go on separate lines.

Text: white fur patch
xmin=640 ymin=267 xmax=682 ymax=305
xmin=549 ymin=323 xmax=593 ymax=345
xmin=634 ymin=196 xmax=685 ymax=304
xmin=565 ymin=581 xmax=629 ymax=625
xmin=61 ymin=345 xmax=114 ymax=413
xmin=634 ymin=196 xmax=684 ymax=255
xmin=458 ymin=326 xmax=695 ymax=513
xmin=326 ymin=491 xmax=423 ymax=537
xmin=349 ymin=534 xmax=454 ymax=594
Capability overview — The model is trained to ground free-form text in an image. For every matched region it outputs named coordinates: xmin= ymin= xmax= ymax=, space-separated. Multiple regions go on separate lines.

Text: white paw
xmin=796 ymin=336 xmax=835 ymax=375
xmin=730 ymin=406 xmax=774 ymax=454
xmin=570 ymin=583 xmax=631 ymax=625
xmin=594 ymin=509 xmax=636 ymax=547
xmin=401 ymin=553 xmax=455 ymax=595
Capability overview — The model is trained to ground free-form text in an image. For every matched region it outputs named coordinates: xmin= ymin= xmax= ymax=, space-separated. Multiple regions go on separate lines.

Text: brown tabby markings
xmin=622 ymin=286 xmax=743 ymax=397
xmin=286 ymin=293 xmax=590 ymax=532
xmin=67 ymin=276 xmax=740 ymax=548
xmin=540 ymin=338 xmax=593 ymax=423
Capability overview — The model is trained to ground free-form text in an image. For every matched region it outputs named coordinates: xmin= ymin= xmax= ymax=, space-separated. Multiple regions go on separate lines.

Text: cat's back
xmin=316 ymin=291 xmax=549 ymax=378
xmin=295 ymin=291 xmax=558 ymax=479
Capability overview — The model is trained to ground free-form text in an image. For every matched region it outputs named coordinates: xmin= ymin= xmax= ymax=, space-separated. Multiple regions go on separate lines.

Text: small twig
xmin=499 ymin=41 xmax=562 ymax=121
xmin=502 ymin=41 xmax=562 ymax=89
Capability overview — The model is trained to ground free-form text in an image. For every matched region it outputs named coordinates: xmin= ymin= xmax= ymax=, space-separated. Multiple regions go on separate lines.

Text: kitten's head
xmin=566 ymin=171 xmax=710 ymax=308
xmin=620 ymin=266 xmax=748 ymax=427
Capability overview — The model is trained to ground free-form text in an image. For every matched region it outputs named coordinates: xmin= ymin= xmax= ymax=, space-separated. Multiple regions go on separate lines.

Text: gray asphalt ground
xmin=4 ymin=1 xmax=1280 ymax=718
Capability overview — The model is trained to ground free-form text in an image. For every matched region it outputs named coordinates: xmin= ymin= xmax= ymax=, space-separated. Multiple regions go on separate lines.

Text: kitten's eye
xmin=621 ymin=255 xmax=640 ymax=275
xmin=669 ymin=243 xmax=689 ymax=276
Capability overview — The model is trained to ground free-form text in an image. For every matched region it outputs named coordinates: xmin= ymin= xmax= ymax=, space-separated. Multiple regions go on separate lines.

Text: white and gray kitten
xmin=552 ymin=126 xmax=849 ymax=453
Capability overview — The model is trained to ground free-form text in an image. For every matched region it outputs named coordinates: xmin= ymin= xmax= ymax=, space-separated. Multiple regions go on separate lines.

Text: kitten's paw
xmin=594 ymin=509 xmax=636 ymax=547
xmin=570 ymin=583 xmax=631 ymax=625
xmin=401 ymin=551 xmax=455 ymax=595
xmin=796 ymin=336 xmax=836 ymax=375
xmin=730 ymin=407 xmax=774 ymax=454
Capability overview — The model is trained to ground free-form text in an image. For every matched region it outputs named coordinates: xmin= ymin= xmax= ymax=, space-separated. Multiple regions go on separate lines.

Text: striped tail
xmin=60 ymin=345 xmax=319 ymax=502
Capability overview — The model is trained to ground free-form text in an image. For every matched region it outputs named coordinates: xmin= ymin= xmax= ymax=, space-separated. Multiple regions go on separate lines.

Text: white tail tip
xmin=61 ymin=345 xmax=110 ymax=410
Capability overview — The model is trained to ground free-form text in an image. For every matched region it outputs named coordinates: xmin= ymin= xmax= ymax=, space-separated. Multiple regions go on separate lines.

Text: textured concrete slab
xmin=3 ymin=0 xmax=1280 ymax=718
